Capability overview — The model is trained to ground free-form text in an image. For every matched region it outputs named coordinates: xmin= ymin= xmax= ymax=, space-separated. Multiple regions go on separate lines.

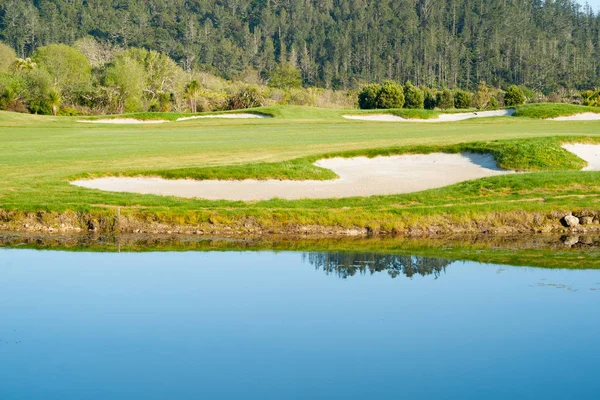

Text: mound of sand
xmin=550 ymin=113 xmax=600 ymax=121
xmin=176 ymin=113 xmax=270 ymax=121
xmin=78 ymin=118 xmax=168 ymax=124
xmin=562 ymin=144 xmax=600 ymax=170
xmin=71 ymin=153 xmax=512 ymax=201
xmin=343 ymin=109 xmax=515 ymax=122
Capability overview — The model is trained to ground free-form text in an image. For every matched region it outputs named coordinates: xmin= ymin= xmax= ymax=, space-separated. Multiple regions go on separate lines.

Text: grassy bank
xmin=1 ymin=104 xmax=600 ymax=236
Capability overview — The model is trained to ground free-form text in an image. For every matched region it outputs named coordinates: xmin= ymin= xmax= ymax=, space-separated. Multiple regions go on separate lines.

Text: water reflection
xmin=304 ymin=252 xmax=452 ymax=279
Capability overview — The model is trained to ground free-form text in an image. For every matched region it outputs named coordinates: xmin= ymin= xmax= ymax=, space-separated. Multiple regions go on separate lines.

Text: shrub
xmin=504 ymin=85 xmax=526 ymax=106
xmin=581 ymin=89 xmax=600 ymax=107
xmin=454 ymin=90 xmax=472 ymax=109
xmin=423 ymin=88 xmax=437 ymax=110
xmin=358 ymin=84 xmax=381 ymax=109
xmin=438 ymin=89 xmax=454 ymax=109
xmin=376 ymin=81 xmax=404 ymax=109
xmin=403 ymin=81 xmax=424 ymax=109
xmin=488 ymin=96 xmax=499 ymax=110
xmin=268 ymin=62 xmax=302 ymax=89
xmin=473 ymin=81 xmax=491 ymax=110
xmin=227 ymin=86 xmax=265 ymax=110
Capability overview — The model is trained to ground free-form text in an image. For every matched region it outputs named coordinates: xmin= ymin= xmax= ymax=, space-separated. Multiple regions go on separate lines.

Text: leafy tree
xmin=358 ymin=84 xmax=381 ymax=109
xmin=105 ymin=55 xmax=146 ymax=113
xmin=504 ymin=85 xmax=526 ymax=106
xmin=0 ymin=42 xmax=16 ymax=72
xmin=454 ymin=90 xmax=472 ymax=109
xmin=403 ymin=81 xmax=424 ymax=109
xmin=376 ymin=81 xmax=404 ymax=109
xmin=268 ymin=63 xmax=302 ymax=89
xmin=32 ymin=44 xmax=91 ymax=94
xmin=438 ymin=89 xmax=454 ymax=109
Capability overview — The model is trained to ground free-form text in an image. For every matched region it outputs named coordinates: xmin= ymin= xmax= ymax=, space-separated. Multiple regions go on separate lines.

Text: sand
xmin=562 ymin=144 xmax=600 ymax=171
xmin=342 ymin=109 xmax=515 ymax=122
xmin=176 ymin=113 xmax=270 ymax=121
xmin=78 ymin=118 xmax=168 ymax=124
xmin=550 ymin=113 xmax=600 ymax=121
xmin=71 ymin=153 xmax=512 ymax=201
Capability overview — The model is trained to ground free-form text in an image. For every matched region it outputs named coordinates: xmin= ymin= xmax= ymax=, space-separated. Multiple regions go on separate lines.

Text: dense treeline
xmin=1 ymin=0 xmax=599 ymax=93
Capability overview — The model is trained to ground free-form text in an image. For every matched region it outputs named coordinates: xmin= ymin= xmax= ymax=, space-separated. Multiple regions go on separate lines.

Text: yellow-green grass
xmin=1 ymin=104 xmax=600 ymax=233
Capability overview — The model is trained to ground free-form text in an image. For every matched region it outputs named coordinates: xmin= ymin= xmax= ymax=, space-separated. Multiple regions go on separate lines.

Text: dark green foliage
xmin=358 ymin=84 xmax=381 ymax=109
xmin=423 ymin=89 xmax=437 ymax=110
xmin=454 ymin=90 xmax=472 ymax=109
xmin=376 ymin=81 xmax=405 ymax=109
xmin=505 ymin=85 xmax=526 ymax=106
xmin=1 ymin=1 xmax=599 ymax=92
xmin=438 ymin=89 xmax=454 ymax=109
xmin=268 ymin=63 xmax=302 ymax=89
xmin=403 ymin=82 xmax=424 ymax=109
xmin=488 ymin=97 xmax=499 ymax=110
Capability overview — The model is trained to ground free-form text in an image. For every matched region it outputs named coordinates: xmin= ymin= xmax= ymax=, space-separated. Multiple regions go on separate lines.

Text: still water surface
xmin=1 ymin=249 xmax=599 ymax=399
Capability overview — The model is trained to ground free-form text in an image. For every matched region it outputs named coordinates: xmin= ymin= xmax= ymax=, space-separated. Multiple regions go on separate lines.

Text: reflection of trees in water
xmin=304 ymin=252 xmax=452 ymax=279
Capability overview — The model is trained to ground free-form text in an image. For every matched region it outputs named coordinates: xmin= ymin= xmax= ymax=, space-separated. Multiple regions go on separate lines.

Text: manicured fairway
xmin=1 ymin=105 xmax=600 ymax=234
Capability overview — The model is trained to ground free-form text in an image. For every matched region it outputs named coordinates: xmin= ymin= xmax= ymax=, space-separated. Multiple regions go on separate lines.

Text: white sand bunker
xmin=550 ymin=113 xmax=600 ymax=121
xmin=176 ymin=113 xmax=270 ymax=121
xmin=562 ymin=144 xmax=600 ymax=171
xmin=72 ymin=153 xmax=512 ymax=201
xmin=343 ymin=109 xmax=515 ymax=122
xmin=78 ymin=118 xmax=168 ymax=124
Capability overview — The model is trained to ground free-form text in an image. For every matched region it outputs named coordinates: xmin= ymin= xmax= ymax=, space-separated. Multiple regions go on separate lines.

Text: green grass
xmin=515 ymin=103 xmax=600 ymax=119
xmin=1 ymin=104 xmax=600 ymax=234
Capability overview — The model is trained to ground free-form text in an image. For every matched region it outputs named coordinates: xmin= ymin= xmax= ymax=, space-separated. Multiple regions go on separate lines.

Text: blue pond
xmin=1 ymin=249 xmax=599 ymax=399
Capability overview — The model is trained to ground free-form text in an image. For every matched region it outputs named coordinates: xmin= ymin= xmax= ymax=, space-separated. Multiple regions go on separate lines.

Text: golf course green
xmin=1 ymin=104 xmax=600 ymax=236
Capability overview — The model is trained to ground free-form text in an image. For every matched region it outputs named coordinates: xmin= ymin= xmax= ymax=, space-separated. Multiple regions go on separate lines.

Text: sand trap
xmin=176 ymin=113 xmax=270 ymax=121
xmin=343 ymin=109 xmax=515 ymax=122
xmin=72 ymin=153 xmax=512 ymax=201
xmin=550 ymin=113 xmax=600 ymax=121
xmin=562 ymin=144 xmax=600 ymax=171
xmin=78 ymin=118 xmax=168 ymax=124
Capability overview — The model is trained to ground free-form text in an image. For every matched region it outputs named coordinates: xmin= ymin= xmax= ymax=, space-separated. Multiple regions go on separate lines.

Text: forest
xmin=1 ymin=0 xmax=599 ymax=93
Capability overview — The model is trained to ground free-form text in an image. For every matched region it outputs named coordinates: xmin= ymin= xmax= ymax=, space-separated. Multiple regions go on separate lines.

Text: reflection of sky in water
xmin=1 ymin=250 xmax=599 ymax=400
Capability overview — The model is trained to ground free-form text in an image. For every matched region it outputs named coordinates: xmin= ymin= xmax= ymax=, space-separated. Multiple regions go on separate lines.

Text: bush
xmin=488 ymin=96 xmax=499 ymax=110
xmin=376 ymin=81 xmax=404 ymax=109
xmin=403 ymin=81 xmax=424 ymax=109
xmin=454 ymin=90 xmax=472 ymax=109
xmin=227 ymin=86 xmax=265 ymax=110
xmin=581 ymin=89 xmax=600 ymax=107
xmin=504 ymin=85 xmax=526 ymax=106
xmin=473 ymin=81 xmax=491 ymax=110
xmin=268 ymin=63 xmax=302 ymax=89
xmin=423 ymin=88 xmax=437 ymax=110
xmin=357 ymin=84 xmax=380 ymax=109
xmin=438 ymin=89 xmax=454 ymax=109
